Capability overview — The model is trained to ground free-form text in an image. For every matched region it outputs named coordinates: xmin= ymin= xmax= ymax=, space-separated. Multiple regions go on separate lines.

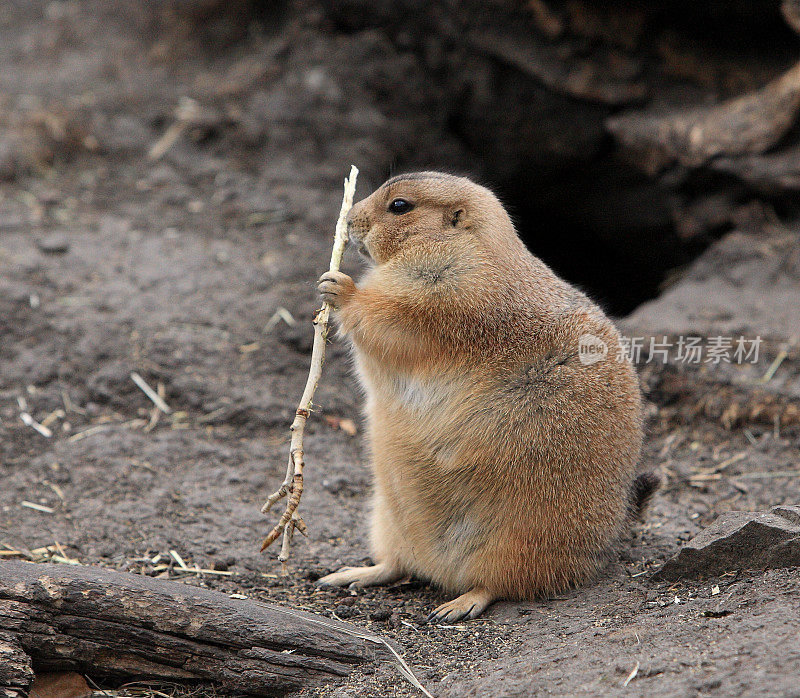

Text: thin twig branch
xmin=260 ymin=165 xmax=358 ymax=561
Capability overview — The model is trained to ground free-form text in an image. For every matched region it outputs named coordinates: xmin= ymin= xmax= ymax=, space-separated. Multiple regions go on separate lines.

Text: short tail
xmin=629 ymin=472 xmax=661 ymax=519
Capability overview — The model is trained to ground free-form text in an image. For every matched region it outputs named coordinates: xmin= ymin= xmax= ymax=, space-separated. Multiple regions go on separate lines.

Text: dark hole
xmin=352 ymin=0 xmax=798 ymax=317
xmin=439 ymin=65 xmax=723 ymax=317
xmin=491 ymin=163 xmax=714 ymax=317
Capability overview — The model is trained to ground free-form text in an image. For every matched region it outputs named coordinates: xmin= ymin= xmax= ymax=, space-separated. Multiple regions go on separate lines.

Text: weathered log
xmin=0 ymin=561 xmax=387 ymax=696
xmin=607 ymin=61 xmax=800 ymax=175
xmin=0 ymin=630 xmax=33 ymax=698
xmin=467 ymin=29 xmax=648 ymax=107
xmin=712 ymin=145 xmax=800 ymax=193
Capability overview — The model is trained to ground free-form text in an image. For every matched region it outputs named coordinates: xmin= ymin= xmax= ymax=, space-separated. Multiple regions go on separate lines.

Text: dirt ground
xmin=1 ymin=2 xmax=800 ymax=697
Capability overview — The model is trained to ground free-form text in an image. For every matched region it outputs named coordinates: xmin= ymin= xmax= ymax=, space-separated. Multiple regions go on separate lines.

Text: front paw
xmin=317 ymin=271 xmax=356 ymax=309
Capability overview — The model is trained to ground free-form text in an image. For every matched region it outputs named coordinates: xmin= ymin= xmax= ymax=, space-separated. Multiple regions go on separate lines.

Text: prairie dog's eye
xmin=388 ymin=198 xmax=414 ymax=214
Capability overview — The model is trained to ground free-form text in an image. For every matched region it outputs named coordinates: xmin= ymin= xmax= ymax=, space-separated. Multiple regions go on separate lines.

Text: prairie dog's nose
xmin=346 ymin=205 xmax=368 ymax=240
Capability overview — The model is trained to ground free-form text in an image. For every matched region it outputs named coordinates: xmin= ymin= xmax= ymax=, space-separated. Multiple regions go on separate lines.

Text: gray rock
xmin=655 ymin=505 xmax=800 ymax=581
xmin=369 ymin=607 xmax=393 ymax=622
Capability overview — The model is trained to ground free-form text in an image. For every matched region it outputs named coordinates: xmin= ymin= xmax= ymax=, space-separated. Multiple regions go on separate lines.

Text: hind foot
xmin=427 ymin=587 xmax=495 ymax=623
xmin=317 ymin=561 xmax=403 ymax=589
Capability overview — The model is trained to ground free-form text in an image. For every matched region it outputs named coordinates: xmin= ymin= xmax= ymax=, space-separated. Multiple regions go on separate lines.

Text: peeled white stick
xmin=261 ymin=165 xmax=358 ymax=561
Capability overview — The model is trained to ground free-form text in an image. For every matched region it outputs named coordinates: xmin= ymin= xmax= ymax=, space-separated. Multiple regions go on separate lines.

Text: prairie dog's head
xmin=346 ymin=172 xmax=517 ymax=264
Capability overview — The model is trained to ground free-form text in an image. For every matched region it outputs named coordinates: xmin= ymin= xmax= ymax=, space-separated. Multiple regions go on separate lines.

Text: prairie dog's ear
xmin=449 ymin=207 xmax=471 ymax=229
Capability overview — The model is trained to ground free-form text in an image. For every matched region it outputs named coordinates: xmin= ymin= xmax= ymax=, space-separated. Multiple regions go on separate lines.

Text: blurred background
xmin=3 ymin=1 xmax=800 ymax=312
xmin=1 ymin=2 xmax=800 ymax=696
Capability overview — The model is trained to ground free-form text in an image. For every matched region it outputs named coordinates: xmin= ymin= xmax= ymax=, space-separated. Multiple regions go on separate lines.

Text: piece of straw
xmin=131 ymin=372 xmax=172 ymax=413
xmin=20 ymin=412 xmax=53 ymax=438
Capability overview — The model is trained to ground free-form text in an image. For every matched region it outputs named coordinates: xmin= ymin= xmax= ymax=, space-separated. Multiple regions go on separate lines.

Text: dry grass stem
xmin=270 ymin=604 xmax=433 ymax=698
xmin=1 ymin=542 xmax=80 ymax=565
xmin=260 ymin=165 xmax=358 ymax=561
xmin=20 ymin=411 xmax=53 ymax=438
xmin=265 ymin=306 xmax=297 ymax=331
xmin=131 ymin=371 xmax=172 ymax=413
xmin=169 ymin=549 xmax=189 ymax=569
xmin=41 ymin=408 xmax=65 ymax=427
xmin=61 ymin=389 xmax=86 ymax=414
xmin=148 ymin=97 xmax=201 ymax=160
xmin=21 ymin=500 xmax=54 ymax=513
xmin=145 ymin=382 xmax=167 ymax=432
xmin=67 ymin=419 xmax=147 ymax=442
xmin=760 ymin=348 xmax=788 ymax=383
xmin=622 ymin=661 xmax=640 ymax=687
xmin=690 ymin=451 xmax=748 ymax=481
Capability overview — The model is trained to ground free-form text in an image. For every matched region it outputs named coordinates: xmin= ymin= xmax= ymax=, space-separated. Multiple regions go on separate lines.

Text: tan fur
xmin=317 ymin=172 xmax=644 ymax=621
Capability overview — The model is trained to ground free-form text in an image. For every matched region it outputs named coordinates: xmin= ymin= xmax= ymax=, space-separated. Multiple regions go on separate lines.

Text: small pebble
xmin=322 ymin=476 xmax=353 ymax=495
xmin=334 ymin=604 xmax=354 ymax=618
xmin=369 ymin=607 xmax=393 ymax=622
xmin=36 ymin=233 xmax=70 ymax=255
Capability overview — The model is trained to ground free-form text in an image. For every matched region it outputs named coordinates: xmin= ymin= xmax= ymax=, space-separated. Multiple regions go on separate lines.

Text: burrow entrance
xmin=353 ymin=0 xmax=800 ymax=316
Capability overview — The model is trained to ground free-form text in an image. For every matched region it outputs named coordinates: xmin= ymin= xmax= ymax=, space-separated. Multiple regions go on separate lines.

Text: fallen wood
xmin=467 ymin=29 xmax=648 ymax=106
xmin=712 ymin=144 xmax=800 ymax=194
xmin=0 ymin=630 xmax=33 ymax=698
xmin=0 ymin=561 xmax=387 ymax=696
xmin=607 ymin=61 xmax=800 ymax=174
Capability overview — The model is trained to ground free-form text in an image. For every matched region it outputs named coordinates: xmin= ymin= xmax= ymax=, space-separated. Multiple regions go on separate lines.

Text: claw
xmin=426 ymin=588 xmax=494 ymax=624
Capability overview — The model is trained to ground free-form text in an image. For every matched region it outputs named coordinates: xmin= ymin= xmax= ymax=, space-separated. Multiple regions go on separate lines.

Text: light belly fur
xmin=354 ymin=349 xmax=486 ymax=588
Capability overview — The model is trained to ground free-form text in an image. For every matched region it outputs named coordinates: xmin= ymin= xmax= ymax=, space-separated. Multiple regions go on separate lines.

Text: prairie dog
xmin=317 ymin=172 xmax=657 ymax=621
